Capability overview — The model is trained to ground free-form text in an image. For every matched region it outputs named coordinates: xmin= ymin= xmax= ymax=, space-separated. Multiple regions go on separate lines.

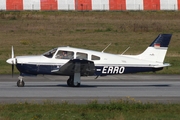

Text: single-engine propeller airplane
xmin=7 ymin=34 xmax=172 ymax=87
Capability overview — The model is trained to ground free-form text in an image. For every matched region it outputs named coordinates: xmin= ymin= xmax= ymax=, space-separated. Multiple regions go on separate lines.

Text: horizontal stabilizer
xmin=153 ymin=63 xmax=171 ymax=68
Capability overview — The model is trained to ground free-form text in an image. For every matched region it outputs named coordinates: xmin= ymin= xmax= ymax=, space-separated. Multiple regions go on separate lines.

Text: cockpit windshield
xmin=43 ymin=48 xmax=57 ymax=58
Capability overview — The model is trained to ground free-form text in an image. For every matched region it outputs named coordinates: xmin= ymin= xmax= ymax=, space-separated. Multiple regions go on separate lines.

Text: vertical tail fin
xmin=138 ymin=34 xmax=172 ymax=63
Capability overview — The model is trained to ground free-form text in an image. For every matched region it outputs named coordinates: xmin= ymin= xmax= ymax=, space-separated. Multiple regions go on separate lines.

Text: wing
xmin=51 ymin=59 xmax=95 ymax=76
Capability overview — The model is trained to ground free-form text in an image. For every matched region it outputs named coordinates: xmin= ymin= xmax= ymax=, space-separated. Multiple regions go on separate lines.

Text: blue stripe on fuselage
xmin=95 ymin=66 xmax=163 ymax=76
xmin=16 ymin=64 xmax=163 ymax=76
xmin=16 ymin=64 xmax=61 ymax=75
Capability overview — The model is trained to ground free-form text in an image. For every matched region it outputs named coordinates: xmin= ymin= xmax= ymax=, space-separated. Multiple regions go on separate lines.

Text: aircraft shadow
xmin=25 ymin=84 xmax=96 ymax=88
xmin=24 ymin=84 xmax=170 ymax=88
xmin=76 ymin=84 xmax=170 ymax=88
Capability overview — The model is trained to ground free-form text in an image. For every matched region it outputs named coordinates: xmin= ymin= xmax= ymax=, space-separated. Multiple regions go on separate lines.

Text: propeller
xmin=6 ymin=46 xmax=16 ymax=77
xmin=12 ymin=62 xmax=14 ymax=77
xmin=11 ymin=46 xmax=15 ymax=77
xmin=12 ymin=46 xmax=14 ymax=59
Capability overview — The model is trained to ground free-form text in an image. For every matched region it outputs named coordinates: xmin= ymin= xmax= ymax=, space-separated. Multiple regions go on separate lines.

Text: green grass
xmin=0 ymin=11 xmax=180 ymax=74
xmin=0 ymin=99 xmax=180 ymax=120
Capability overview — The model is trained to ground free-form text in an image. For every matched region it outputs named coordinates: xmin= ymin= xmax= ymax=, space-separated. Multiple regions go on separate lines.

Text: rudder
xmin=150 ymin=34 xmax=172 ymax=48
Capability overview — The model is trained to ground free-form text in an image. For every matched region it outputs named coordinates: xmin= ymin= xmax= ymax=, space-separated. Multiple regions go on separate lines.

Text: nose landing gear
xmin=17 ymin=76 xmax=25 ymax=87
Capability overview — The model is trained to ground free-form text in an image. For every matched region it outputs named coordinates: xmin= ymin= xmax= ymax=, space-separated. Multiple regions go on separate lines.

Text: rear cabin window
xmin=55 ymin=50 xmax=74 ymax=59
xmin=91 ymin=55 xmax=100 ymax=60
xmin=76 ymin=52 xmax=88 ymax=60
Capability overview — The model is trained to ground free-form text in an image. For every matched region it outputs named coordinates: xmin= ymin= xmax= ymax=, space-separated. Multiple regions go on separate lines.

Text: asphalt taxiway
xmin=0 ymin=74 xmax=180 ymax=104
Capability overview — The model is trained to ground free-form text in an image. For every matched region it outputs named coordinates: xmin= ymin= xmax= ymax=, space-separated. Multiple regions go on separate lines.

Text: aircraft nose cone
xmin=6 ymin=58 xmax=15 ymax=64
xmin=6 ymin=58 xmax=12 ymax=64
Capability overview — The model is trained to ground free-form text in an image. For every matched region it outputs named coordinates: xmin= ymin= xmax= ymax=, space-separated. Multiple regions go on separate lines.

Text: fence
xmin=0 ymin=0 xmax=180 ymax=11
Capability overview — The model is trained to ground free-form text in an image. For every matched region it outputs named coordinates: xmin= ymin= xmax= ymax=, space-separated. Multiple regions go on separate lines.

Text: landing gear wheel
xmin=67 ymin=76 xmax=81 ymax=87
xmin=67 ymin=77 xmax=74 ymax=87
xmin=17 ymin=80 xmax=25 ymax=87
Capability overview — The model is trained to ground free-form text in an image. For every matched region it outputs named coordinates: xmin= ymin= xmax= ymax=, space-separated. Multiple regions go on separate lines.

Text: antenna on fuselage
xmin=121 ymin=46 xmax=130 ymax=55
xmin=102 ymin=43 xmax=111 ymax=53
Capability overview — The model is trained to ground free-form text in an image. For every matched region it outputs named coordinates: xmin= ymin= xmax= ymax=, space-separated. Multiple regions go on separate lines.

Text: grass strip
xmin=0 ymin=99 xmax=180 ymax=120
xmin=0 ymin=11 xmax=180 ymax=74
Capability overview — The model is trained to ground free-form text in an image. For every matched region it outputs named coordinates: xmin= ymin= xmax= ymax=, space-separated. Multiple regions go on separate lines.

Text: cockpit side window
xmin=55 ymin=50 xmax=74 ymax=59
xmin=76 ymin=52 xmax=88 ymax=60
xmin=91 ymin=55 xmax=100 ymax=60
xmin=43 ymin=48 xmax=57 ymax=58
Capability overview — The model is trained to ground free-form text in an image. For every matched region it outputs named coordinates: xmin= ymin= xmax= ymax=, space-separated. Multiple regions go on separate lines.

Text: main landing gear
xmin=16 ymin=72 xmax=81 ymax=87
xmin=67 ymin=62 xmax=81 ymax=87
xmin=17 ymin=76 xmax=25 ymax=87
xmin=16 ymin=74 xmax=81 ymax=87
xmin=67 ymin=73 xmax=81 ymax=87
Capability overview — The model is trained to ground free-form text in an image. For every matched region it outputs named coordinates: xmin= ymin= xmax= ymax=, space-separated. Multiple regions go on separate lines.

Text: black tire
xmin=17 ymin=80 xmax=25 ymax=87
xmin=67 ymin=76 xmax=81 ymax=87
xmin=67 ymin=79 xmax=72 ymax=87
xmin=67 ymin=77 xmax=74 ymax=87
